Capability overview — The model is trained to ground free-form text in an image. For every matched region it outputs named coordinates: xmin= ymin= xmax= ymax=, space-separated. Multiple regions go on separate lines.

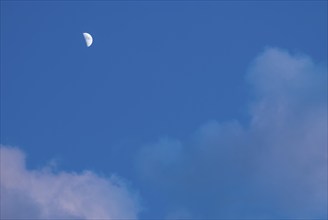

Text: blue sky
xmin=1 ymin=1 xmax=327 ymax=219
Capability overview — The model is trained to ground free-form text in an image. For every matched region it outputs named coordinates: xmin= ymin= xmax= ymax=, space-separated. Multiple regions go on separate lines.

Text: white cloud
xmin=1 ymin=47 xmax=326 ymax=219
xmin=135 ymin=48 xmax=327 ymax=218
xmin=0 ymin=146 xmax=141 ymax=219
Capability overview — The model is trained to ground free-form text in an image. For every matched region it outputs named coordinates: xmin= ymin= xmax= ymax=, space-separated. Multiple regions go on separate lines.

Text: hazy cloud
xmin=0 ymin=146 xmax=141 ymax=219
xmin=136 ymin=47 xmax=327 ymax=218
xmin=1 ymin=47 xmax=326 ymax=219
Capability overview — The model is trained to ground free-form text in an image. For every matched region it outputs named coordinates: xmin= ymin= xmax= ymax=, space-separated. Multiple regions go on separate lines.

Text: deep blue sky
xmin=1 ymin=1 xmax=327 ymax=219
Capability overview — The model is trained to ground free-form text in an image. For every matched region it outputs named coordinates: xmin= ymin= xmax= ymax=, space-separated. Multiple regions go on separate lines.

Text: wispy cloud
xmin=0 ymin=146 xmax=141 ymax=219
xmin=1 ymin=47 xmax=326 ymax=219
xmin=136 ymin=47 xmax=327 ymax=218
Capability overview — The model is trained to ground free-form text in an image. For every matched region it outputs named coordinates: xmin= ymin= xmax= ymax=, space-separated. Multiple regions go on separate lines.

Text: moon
xmin=83 ymin=32 xmax=93 ymax=47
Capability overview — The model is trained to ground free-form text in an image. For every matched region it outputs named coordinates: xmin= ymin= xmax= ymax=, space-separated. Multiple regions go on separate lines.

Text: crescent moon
xmin=83 ymin=32 xmax=93 ymax=47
